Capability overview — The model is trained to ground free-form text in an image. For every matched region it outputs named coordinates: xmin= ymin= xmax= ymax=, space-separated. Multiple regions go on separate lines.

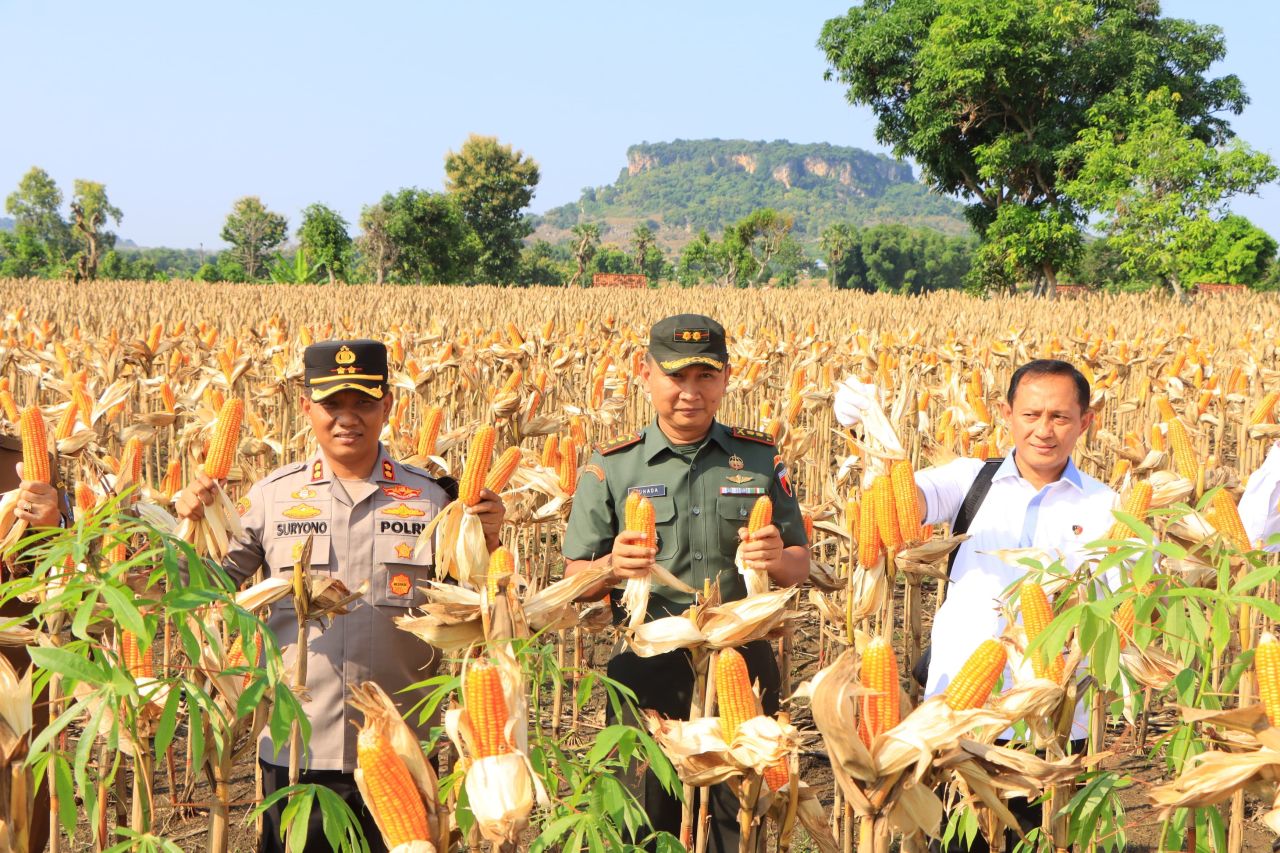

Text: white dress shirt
xmin=1240 ymin=442 xmax=1280 ymax=552
xmin=916 ymin=454 xmax=1119 ymax=737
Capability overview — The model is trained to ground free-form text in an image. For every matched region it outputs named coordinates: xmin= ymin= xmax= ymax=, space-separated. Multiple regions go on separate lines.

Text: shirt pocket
xmin=716 ymin=495 xmax=757 ymax=555
xmin=650 ymin=496 xmax=678 ymax=562
xmin=266 ymin=536 xmax=332 ymax=573
xmin=370 ymin=536 xmax=432 ymax=609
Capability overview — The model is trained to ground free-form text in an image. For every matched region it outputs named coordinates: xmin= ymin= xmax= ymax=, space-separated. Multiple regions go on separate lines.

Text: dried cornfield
xmin=3 ymin=278 xmax=1280 ymax=852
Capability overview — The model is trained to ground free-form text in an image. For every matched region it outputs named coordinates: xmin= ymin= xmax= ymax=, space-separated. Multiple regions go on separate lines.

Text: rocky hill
xmin=531 ymin=139 xmax=968 ymax=250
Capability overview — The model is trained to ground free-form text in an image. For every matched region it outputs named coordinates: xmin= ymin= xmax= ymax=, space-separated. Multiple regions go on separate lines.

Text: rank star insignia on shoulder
xmin=730 ymin=426 xmax=776 ymax=446
xmin=599 ymin=432 xmax=643 ymax=455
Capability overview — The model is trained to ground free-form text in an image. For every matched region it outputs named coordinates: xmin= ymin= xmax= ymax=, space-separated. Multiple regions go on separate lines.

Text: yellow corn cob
xmin=54 ymin=399 xmax=79 ymax=441
xmin=1154 ymin=394 xmax=1177 ymax=422
xmin=458 ymin=425 xmax=496 ymax=506
xmin=121 ymin=630 xmax=155 ymax=679
xmin=715 ymin=648 xmax=760 ymax=743
xmin=1165 ymin=418 xmax=1198 ymax=481
xmin=570 ymin=414 xmax=587 ymax=448
xmin=590 ymin=371 xmax=606 ymax=409
xmin=1109 ymin=458 xmax=1132 ymax=487
xmin=203 ymin=398 xmax=243 ymax=480
xmin=1209 ymin=488 xmax=1252 ymax=553
xmin=463 ymin=663 xmax=510 ymax=758
xmin=763 ymin=760 xmax=790 ymax=791
xmin=120 ymin=437 xmax=144 ymax=487
xmin=746 ymin=496 xmax=772 ymax=537
xmin=1106 ymin=480 xmax=1154 ymax=544
xmin=505 ymin=322 xmax=524 ymax=347
xmin=20 ymin=406 xmax=51 ymax=484
xmin=803 ymin=513 xmax=814 ymax=544
xmin=0 ymin=388 xmax=17 ymax=422
xmin=487 ymin=546 xmax=515 ymax=597
xmin=944 ymin=639 xmax=1007 ymax=710
xmin=356 ymin=724 xmax=431 ymax=846
xmin=625 ymin=492 xmax=656 ymax=550
xmin=858 ymin=489 xmax=881 ymax=567
xmin=1150 ymin=422 xmax=1167 ymax=452
xmin=860 ymin=637 xmax=901 ymax=741
xmin=417 ymin=405 xmax=443 ymax=458
xmin=541 ymin=435 xmax=560 ymax=469
xmin=890 ymin=460 xmax=923 ymax=543
xmin=872 ymin=476 xmax=902 ymax=553
xmin=1019 ymin=583 xmax=1061 ymax=680
xmin=75 ymin=481 xmax=97 ymax=513
xmin=497 ymin=368 xmax=522 ymax=398
xmin=1256 ymin=634 xmax=1280 ymax=727
xmin=1251 ymin=391 xmax=1280 ymax=426
xmin=558 ymin=441 xmax=577 ymax=496
xmin=485 ymin=446 xmax=521 ymax=493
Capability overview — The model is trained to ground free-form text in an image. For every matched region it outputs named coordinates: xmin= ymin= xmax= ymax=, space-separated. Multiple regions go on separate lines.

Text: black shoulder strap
xmin=944 ymin=457 xmax=1003 ymax=580
xmin=436 ymin=475 xmax=460 ymax=503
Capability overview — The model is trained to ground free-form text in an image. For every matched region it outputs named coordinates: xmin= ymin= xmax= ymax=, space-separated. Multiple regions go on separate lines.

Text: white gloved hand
xmin=834 ymin=377 xmax=878 ymax=427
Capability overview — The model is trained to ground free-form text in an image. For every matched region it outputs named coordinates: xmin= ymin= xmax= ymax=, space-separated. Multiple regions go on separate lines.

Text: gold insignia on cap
xmin=335 ymin=345 xmax=356 ymax=366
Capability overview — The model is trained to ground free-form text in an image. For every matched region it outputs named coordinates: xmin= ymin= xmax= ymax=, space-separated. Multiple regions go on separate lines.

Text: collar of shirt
xmin=641 ymin=419 xmax=734 ymax=462
xmin=994 ymin=451 xmax=1084 ymax=491
xmin=306 ymin=444 xmax=400 ymax=483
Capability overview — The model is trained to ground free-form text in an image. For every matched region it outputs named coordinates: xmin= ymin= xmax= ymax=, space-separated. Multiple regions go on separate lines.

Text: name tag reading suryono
xmin=628 ymin=485 xmax=667 ymax=498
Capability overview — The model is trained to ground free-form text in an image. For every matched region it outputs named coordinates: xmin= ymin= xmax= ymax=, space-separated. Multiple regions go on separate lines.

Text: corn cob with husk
xmin=889 ymin=459 xmax=923 ymax=544
xmin=414 ymin=424 xmax=496 ymax=586
xmin=349 ymin=682 xmax=446 ymax=851
xmin=1 ymin=406 xmax=53 ymax=554
xmin=446 ymin=653 xmax=542 ymax=845
xmin=484 ymin=446 xmax=521 ymax=494
xmin=174 ymin=398 xmax=246 ymax=560
xmin=1256 ymin=634 xmax=1280 ymax=727
xmin=736 ymin=495 xmax=773 ymax=595
xmin=120 ymin=629 xmax=156 ymax=679
xmin=458 ymin=424 xmax=495 ymax=507
xmin=716 ymin=647 xmax=762 ymax=743
xmin=859 ymin=637 xmax=901 ymax=745
xmin=1207 ymin=487 xmax=1252 ymax=553
xmin=620 ymin=492 xmax=656 ymax=628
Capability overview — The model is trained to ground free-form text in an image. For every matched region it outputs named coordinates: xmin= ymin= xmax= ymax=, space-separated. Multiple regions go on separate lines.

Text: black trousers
xmin=930 ymin=738 xmax=1087 ymax=853
xmin=606 ymin=638 xmax=782 ymax=853
xmin=258 ymin=760 xmax=386 ymax=853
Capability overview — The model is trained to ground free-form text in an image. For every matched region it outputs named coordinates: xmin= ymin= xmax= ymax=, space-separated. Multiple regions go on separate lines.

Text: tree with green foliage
xmin=517 ymin=240 xmax=570 ymax=287
xmin=820 ymin=223 xmax=865 ymax=291
xmin=821 ymin=222 xmax=973 ymax=292
xmin=1185 ymin=215 xmax=1278 ymax=288
xmin=631 ymin=224 xmax=655 ymax=277
xmin=3 ymin=166 xmax=73 ymax=273
xmin=819 ymin=0 xmax=1249 ymax=296
xmin=378 ymin=188 xmax=479 ymax=284
xmin=444 ymin=135 xmax=540 ymax=283
xmin=568 ymin=223 xmax=600 ymax=288
xmin=356 ymin=201 xmax=399 ymax=286
xmin=69 ymin=180 xmax=122 ymax=281
xmin=298 ymin=203 xmax=352 ymax=285
xmin=1065 ymin=89 xmax=1277 ymax=299
xmin=732 ymin=209 xmax=794 ymax=286
xmin=677 ymin=229 xmax=747 ymax=288
xmin=220 ymin=197 xmax=287 ymax=281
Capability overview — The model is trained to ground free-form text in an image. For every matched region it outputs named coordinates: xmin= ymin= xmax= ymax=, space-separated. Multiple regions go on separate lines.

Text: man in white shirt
xmin=836 ymin=359 xmax=1118 ymax=849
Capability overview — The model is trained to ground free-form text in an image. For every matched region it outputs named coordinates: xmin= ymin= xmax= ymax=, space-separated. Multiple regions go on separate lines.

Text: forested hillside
xmin=532 ymin=139 xmax=967 ymax=249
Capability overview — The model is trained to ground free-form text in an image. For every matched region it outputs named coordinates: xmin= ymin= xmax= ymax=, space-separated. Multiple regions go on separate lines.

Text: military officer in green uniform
xmin=563 ymin=314 xmax=809 ymax=852
xmin=178 ymin=339 xmax=505 ymax=853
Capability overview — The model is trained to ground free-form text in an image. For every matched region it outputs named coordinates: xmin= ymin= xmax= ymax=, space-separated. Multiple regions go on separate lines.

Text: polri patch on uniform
xmin=628 ymin=484 xmax=667 ymax=498
xmin=235 ymin=496 xmax=251 ymax=517
xmin=731 ymin=426 xmax=776 ymax=446
xmin=382 ymin=460 xmax=396 ymax=481
xmin=382 ymin=484 xmax=422 ymax=500
xmin=387 ymin=571 xmax=413 ymax=597
xmin=583 ymin=463 xmax=606 ymax=482
xmin=282 ymin=503 xmax=322 ymax=519
xmin=310 ymin=460 xmax=324 ymax=482
xmin=721 ymin=486 xmax=767 ymax=495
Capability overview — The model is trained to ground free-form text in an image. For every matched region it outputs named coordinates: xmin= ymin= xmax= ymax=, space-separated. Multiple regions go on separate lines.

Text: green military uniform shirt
xmin=563 ymin=420 xmax=807 ymax=618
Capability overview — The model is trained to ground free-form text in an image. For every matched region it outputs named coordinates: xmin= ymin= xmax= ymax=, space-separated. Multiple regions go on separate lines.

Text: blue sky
xmin=1 ymin=0 xmax=1274 ymax=249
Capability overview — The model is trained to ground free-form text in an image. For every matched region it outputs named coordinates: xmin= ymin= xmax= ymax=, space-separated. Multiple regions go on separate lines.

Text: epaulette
xmin=730 ymin=426 xmax=777 ymax=446
xmin=262 ymin=461 xmax=307 ymax=483
xmin=399 ymin=462 xmax=434 ymax=479
xmin=598 ymin=432 xmax=644 ymax=456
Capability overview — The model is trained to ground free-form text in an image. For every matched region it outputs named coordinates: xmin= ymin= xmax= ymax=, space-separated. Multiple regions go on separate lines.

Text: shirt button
xmin=694 ymin=551 xmax=703 ymax=560
xmin=739 ymin=508 xmax=748 ymax=518
xmin=692 ymin=506 xmax=701 ymax=516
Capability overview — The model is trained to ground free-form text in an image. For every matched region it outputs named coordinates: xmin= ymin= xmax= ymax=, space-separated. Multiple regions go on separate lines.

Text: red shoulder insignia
xmin=381 ymin=459 xmax=396 ymax=481
xmin=731 ymin=426 xmax=776 ymax=446
xmin=310 ymin=459 xmax=325 ymax=482
xmin=582 ymin=463 xmax=606 ymax=482
xmin=599 ymin=432 xmax=643 ymax=456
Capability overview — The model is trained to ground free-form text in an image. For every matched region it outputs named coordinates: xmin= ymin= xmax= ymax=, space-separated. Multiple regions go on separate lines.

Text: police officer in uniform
xmin=177 ymin=339 xmax=505 ymax=853
xmin=563 ymin=314 xmax=809 ymax=852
